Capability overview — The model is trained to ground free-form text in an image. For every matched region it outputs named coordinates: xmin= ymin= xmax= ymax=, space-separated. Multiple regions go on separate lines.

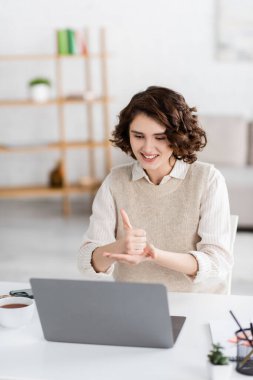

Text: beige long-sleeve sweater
xmin=78 ymin=161 xmax=232 ymax=294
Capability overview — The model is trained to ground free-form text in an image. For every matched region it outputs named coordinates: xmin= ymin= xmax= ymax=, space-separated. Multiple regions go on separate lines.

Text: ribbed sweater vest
xmin=109 ymin=161 xmax=212 ymax=292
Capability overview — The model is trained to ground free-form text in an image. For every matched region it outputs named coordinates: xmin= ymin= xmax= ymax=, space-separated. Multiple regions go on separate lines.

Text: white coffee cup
xmin=0 ymin=296 xmax=34 ymax=328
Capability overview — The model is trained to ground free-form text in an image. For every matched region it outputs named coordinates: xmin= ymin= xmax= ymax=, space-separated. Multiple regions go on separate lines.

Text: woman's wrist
xmin=116 ymin=238 xmax=125 ymax=255
xmin=152 ymin=247 xmax=165 ymax=263
xmin=152 ymin=248 xmax=199 ymax=276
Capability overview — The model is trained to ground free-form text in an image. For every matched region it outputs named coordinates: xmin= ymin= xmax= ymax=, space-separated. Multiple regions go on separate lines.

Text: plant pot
xmin=206 ymin=361 xmax=233 ymax=380
xmin=30 ymin=84 xmax=50 ymax=103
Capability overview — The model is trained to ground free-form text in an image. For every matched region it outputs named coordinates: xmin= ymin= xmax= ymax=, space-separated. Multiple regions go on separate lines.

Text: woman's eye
xmin=134 ymin=135 xmax=143 ymax=139
xmin=156 ymin=137 xmax=166 ymax=140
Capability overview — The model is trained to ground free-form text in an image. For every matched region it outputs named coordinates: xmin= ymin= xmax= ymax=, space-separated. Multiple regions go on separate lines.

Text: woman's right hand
xmin=103 ymin=209 xmax=157 ymax=264
xmin=120 ymin=209 xmax=147 ymax=255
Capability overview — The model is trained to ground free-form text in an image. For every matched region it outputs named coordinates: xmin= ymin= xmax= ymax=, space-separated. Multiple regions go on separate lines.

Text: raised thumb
xmin=120 ymin=208 xmax=133 ymax=230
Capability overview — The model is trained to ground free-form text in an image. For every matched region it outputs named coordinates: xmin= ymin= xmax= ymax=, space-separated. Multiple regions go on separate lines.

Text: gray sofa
xmin=198 ymin=115 xmax=253 ymax=229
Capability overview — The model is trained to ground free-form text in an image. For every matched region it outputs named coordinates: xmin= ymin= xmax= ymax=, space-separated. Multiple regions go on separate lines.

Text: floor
xmin=0 ymin=199 xmax=252 ymax=295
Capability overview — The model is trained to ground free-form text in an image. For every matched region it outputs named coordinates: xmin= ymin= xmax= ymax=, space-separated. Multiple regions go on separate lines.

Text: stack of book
xmin=57 ymin=29 xmax=88 ymax=55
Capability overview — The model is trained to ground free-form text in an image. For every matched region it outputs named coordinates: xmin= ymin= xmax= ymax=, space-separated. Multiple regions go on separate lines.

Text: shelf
xmin=0 ymin=181 xmax=101 ymax=198
xmin=0 ymin=53 xmax=110 ymax=61
xmin=0 ymin=140 xmax=110 ymax=153
xmin=0 ymin=97 xmax=111 ymax=107
xmin=0 ymin=28 xmax=112 ymax=215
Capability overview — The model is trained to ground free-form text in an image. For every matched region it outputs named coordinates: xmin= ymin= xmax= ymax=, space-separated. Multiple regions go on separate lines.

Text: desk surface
xmin=0 ymin=281 xmax=252 ymax=380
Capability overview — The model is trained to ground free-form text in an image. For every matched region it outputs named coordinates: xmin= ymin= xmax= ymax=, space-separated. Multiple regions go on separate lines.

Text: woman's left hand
xmin=103 ymin=243 xmax=157 ymax=265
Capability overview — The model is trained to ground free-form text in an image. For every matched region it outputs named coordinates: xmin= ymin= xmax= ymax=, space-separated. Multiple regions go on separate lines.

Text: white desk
xmin=0 ymin=281 xmax=252 ymax=380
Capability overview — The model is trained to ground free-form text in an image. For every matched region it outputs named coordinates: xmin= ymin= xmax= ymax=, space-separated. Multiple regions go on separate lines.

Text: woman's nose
xmin=142 ymin=139 xmax=154 ymax=152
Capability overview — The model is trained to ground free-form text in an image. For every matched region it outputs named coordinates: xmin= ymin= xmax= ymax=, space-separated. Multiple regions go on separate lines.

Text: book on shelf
xmin=57 ymin=30 xmax=69 ymax=55
xmin=67 ymin=29 xmax=76 ymax=54
xmin=75 ymin=30 xmax=88 ymax=55
xmin=57 ymin=28 xmax=88 ymax=56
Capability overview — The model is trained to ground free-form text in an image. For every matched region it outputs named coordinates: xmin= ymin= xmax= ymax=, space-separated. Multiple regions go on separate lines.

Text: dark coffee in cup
xmin=0 ymin=296 xmax=34 ymax=328
xmin=0 ymin=303 xmax=28 ymax=309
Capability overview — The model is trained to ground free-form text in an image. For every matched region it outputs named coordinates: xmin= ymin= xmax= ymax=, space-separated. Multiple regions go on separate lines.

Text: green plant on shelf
xmin=28 ymin=77 xmax=51 ymax=87
xmin=208 ymin=343 xmax=229 ymax=365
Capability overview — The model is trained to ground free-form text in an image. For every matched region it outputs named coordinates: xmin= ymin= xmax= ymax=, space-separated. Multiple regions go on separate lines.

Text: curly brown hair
xmin=110 ymin=86 xmax=207 ymax=164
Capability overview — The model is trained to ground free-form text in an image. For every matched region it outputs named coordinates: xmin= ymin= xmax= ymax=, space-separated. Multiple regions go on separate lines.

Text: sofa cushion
xmin=197 ymin=116 xmax=248 ymax=167
xmin=248 ymin=123 xmax=253 ymax=165
xmin=216 ymin=166 xmax=253 ymax=227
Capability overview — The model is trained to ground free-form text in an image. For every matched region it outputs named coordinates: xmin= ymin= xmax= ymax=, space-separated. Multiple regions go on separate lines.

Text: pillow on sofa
xmin=197 ymin=115 xmax=248 ymax=167
xmin=248 ymin=122 xmax=253 ymax=165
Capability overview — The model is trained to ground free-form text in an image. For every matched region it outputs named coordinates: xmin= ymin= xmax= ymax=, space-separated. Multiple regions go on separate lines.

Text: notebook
xmin=30 ymin=278 xmax=186 ymax=349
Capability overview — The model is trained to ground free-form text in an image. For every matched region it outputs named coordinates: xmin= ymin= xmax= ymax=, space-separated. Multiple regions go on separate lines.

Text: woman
xmin=78 ymin=86 xmax=232 ymax=293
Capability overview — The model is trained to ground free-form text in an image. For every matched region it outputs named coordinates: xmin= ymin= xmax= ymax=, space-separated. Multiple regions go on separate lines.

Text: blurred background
xmin=0 ymin=0 xmax=252 ymax=294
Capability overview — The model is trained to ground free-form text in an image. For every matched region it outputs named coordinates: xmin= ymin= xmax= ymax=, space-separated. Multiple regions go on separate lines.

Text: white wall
xmin=0 ymin=0 xmax=253 ymax=185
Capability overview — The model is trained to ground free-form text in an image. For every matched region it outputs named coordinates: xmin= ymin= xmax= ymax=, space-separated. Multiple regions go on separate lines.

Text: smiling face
xmin=129 ymin=113 xmax=174 ymax=184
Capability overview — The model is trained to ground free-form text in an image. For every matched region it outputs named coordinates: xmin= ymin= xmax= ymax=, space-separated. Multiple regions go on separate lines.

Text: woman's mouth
xmin=140 ymin=153 xmax=159 ymax=163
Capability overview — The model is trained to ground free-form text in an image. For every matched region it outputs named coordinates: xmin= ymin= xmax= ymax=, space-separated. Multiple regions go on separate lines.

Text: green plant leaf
xmin=28 ymin=77 xmax=51 ymax=87
xmin=208 ymin=342 xmax=229 ymax=365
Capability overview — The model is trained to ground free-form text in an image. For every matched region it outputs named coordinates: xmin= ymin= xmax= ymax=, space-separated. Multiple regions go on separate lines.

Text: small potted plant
xmin=28 ymin=77 xmax=51 ymax=103
xmin=207 ymin=343 xmax=232 ymax=380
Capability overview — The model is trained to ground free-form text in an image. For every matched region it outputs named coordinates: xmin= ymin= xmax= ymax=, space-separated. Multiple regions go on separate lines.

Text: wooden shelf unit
xmin=0 ymin=53 xmax=109 ymax=61
xmin=0 ymin=96 xmax=111 ymax=107
xmin=0 ymin=28 xmax=112 ymax=214
xmin=0 ymin=181 xmax=101 ymax=197
xmin=0 ymin=140 xmax=110 ymax=153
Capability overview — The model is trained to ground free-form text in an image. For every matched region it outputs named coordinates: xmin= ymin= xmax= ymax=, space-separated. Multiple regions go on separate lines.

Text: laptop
xmin=30 ymin=278 xmax=186 ymax=349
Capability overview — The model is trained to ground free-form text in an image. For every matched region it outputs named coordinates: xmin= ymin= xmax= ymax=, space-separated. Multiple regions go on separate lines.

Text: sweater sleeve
xmin=77 ymin=173 xmax=116 ymax=278
xmin=188 ymin=167 xmax=233 ymax=285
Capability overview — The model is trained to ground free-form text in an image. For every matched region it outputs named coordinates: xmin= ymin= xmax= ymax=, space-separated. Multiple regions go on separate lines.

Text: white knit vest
xmin=109 ymin=161 xmax=215 ymax=293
